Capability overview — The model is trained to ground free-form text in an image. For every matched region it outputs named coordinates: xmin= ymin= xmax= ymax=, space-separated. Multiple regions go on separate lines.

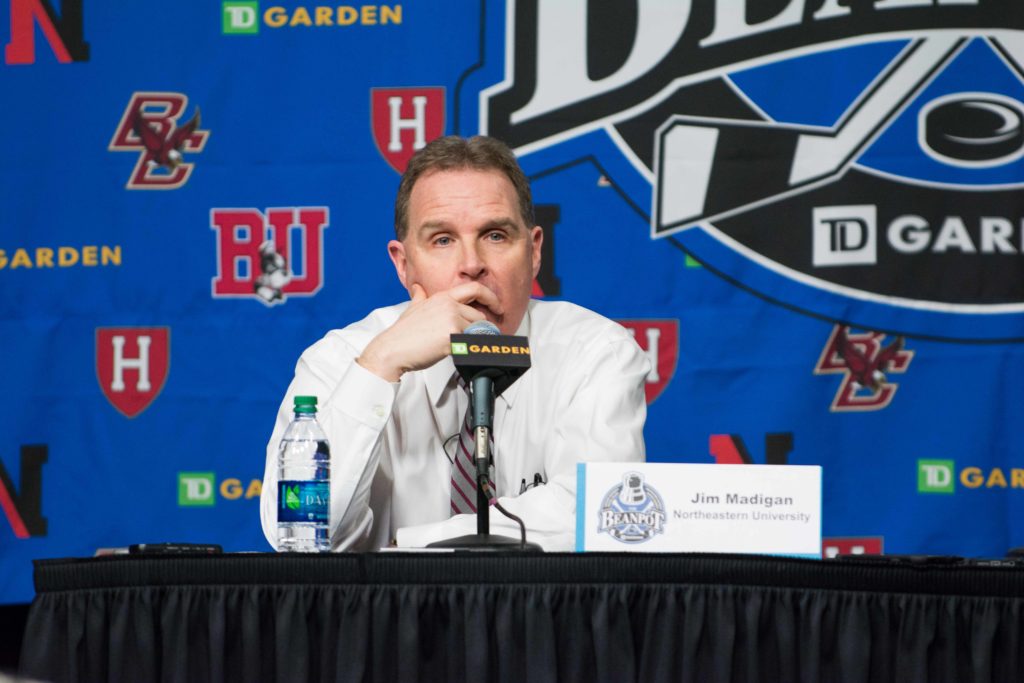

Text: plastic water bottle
xmin=276 ymin=395 xmax=330 ymax=552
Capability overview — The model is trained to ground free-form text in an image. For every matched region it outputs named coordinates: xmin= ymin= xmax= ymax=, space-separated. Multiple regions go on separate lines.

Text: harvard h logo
xmin=618 ymin=320 xmax=679 ymax=404
xmin=371 ymin=87 xmax=445 ymax=173
xmin=4 ymin=0 xmax=89 ymax=65
xmin=96 ymin=327 xmax=170 ymax=417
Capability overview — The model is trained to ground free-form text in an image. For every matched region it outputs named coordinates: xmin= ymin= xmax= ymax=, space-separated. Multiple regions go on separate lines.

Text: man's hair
xmin=393 ymin=135 xmax=535 ymax=240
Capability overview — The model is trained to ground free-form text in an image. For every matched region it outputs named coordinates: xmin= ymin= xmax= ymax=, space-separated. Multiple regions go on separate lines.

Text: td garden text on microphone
xmin=452 ymin=342 xmax=531 ymax=356
xmin=450 ymin=333 xmax=531 ymax=394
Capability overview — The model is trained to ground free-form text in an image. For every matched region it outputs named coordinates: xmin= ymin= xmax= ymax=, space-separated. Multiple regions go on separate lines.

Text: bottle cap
xmin=293 ymin=395 xmax=318 ymax=413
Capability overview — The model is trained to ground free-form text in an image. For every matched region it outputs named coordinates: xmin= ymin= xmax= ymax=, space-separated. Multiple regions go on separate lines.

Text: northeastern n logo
xmin=815 ymin=325 xmax=914 ymax=412
xmin=211 ymin=207 xmax=329 ymax=305
xmin=96 ymin=327 xmax=170 ymax=417
xmin=710 ymin=433 xmax=793 ymax=465
xmin=0 ymin=445 xmax=48 ymax=539
xmin=371 ymin=87 xmax=445 ymax=173
xmin=4 ymin=0 xmax=89 ymax=65
xmin=480 ymin=3 xmax=1024 ymax=340
xmin=109 ymin=92 xmax=210 ymax=189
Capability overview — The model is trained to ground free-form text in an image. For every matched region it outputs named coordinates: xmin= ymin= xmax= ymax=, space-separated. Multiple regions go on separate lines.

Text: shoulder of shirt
xmin=529 ymin=299 xmax=635 ymax=348
xmin=301 ymin=302 xmax=409 ymax=360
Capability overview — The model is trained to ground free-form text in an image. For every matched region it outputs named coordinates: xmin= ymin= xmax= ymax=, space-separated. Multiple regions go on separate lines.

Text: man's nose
xmin=458 ymin=242 xmax=486 ymax=278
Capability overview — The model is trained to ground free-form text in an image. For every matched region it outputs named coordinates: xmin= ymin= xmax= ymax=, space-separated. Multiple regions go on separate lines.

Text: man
xmin=260 ymin=135 xmax=649 ymax=550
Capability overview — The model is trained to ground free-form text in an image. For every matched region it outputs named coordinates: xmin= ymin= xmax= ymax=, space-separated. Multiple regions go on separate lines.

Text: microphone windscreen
xmin=464 ymin=321 xmax=500 ymax=336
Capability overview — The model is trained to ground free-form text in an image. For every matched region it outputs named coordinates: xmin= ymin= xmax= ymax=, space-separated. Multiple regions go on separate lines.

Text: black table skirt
xmin=19 ymin=552 xmax=1024 ymax=683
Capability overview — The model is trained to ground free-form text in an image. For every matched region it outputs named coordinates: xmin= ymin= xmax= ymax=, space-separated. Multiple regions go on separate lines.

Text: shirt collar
xmin=422 ymin=302 xmax=533 ymax=409
xmin=424 ymin=354 xmax=458 ymax=407
xmin=499 ymin=304 xmax=531 ymax=408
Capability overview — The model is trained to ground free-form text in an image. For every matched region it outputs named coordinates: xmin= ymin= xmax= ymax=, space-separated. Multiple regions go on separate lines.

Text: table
xmin=19 ymin=552 xmax=1024 ymax=682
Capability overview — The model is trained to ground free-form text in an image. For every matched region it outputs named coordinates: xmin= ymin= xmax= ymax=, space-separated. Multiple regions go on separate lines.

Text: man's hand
xmin=356 ymin=282 xmax=503 ymax=382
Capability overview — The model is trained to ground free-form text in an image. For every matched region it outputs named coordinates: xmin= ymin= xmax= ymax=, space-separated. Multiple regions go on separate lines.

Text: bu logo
xmin=4 ymin=0 xmax=89 ymax=65
xmin=96 ymin=327 xmax=170 ymax=418
xmin=108 ymin=92 xmax=210 ymax=189
xmin=211 ymin=207 xmax=329 ymax=305
xmin=618 ymin=320 xmax=679 ymax=404
xmin=815 ymin=325 xmax=914 ymax=412
xmin=370 ymin=87 xmax=445 ymax=173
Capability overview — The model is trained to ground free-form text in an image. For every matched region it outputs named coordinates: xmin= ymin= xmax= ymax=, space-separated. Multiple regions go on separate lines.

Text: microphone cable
xmin=480 ymin=479 xmax=528 ymax=546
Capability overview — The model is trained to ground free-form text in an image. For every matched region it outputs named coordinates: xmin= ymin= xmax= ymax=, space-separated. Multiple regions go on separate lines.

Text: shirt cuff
xmin=326 ymin=359 xmax=398 ymax=430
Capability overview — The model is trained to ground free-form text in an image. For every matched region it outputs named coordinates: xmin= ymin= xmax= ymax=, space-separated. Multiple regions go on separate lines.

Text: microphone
xmin=450 ymin=322 xmax=531 ymax=396
xmin=453 ymin=321 xmax=531 ymax=477
xmin=463 ymin=321 xmax=500 ymax=478
xmin=429 ymin=323 xmax=539 ymax=550
xmin=464 ymin=320 xmax=500 ymax=336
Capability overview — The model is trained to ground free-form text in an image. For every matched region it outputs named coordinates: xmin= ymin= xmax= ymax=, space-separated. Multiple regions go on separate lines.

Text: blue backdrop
xmin=3 ymin=0 xmax=1024 ymax=603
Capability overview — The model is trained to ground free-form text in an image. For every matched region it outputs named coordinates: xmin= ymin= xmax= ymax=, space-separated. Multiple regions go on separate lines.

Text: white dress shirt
xmin=260 ymin=299 xmax=650 ymax=551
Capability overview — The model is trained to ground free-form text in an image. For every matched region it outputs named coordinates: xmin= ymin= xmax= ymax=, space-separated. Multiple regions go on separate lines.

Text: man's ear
xmin=529 ymin=226 xmax=544 ymax=278
xmin=387 ymin=240 xmax=408 ymax=289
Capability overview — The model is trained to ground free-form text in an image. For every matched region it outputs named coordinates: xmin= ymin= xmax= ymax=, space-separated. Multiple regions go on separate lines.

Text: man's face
xmin=388 ymin=168 xmax=543 ymax=334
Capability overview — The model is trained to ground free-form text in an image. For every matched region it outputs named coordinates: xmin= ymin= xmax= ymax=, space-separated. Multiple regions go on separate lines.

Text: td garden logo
xmin=450 ymin=341 xmax=530 ymax=356
xmin=918 ymin=459 xmax=1024 ymax=494
xmin=178 ymin=472 xmax=261 ymax=506
xmin=221 ymin=1 xmax=402 ymax=33
xmin=481 ymin=2 xmax=1024 ymax=341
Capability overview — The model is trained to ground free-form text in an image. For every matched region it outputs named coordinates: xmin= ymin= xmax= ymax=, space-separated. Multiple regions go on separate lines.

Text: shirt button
xmin=373 ymin=405 xmax=385 ymax=418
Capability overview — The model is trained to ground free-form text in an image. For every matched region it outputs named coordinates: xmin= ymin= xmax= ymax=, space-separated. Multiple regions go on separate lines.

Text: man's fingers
xmin=410 ymin=283 xmax=427 ymax=303
xmin=447 ymin=282 xmax=503 ymax=314
xmin=456 ymin=303 xmax=487 ymax=327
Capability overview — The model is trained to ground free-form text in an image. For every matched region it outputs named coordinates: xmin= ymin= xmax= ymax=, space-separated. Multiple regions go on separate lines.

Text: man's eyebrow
xmin=480 ymin=218 xmax=522 ymax=232
xmin=417 ymin=220 xmax=452 ymax=232
xmin=415 ymin=218 xmax=523 ymax=233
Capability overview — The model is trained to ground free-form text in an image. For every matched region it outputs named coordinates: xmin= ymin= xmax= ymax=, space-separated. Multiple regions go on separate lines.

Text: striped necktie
xmin=451 ymin=376 xmax=495 ymax=515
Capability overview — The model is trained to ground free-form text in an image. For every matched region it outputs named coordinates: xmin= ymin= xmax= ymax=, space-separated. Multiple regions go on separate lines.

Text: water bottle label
xmin=278 ymin=480 xmax=329 ymax=523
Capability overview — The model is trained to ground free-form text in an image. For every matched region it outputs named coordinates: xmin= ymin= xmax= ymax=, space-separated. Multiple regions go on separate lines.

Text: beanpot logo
xmin=481 ymin=4 xmax=1024 ymax=341
xmin=597 ymin=471 xmax=666 ymax=543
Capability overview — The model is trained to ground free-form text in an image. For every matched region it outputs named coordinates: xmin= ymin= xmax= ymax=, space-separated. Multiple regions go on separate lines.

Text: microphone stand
xmin=474 ymin=421 xmax=492 ymax=536
xmin=428 ymin=374 xmax=541 ymax=551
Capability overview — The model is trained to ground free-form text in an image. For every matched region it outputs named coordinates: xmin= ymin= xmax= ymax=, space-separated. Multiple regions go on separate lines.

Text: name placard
xmin=576 ymin=463 xmax=821 ymax=557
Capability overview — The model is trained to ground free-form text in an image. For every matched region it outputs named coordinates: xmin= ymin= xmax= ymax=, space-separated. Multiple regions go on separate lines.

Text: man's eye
xmin=485 ymin=232 xmax=506 ymax=242
xmin=434 ymin=236 xmax=452 ymax=246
